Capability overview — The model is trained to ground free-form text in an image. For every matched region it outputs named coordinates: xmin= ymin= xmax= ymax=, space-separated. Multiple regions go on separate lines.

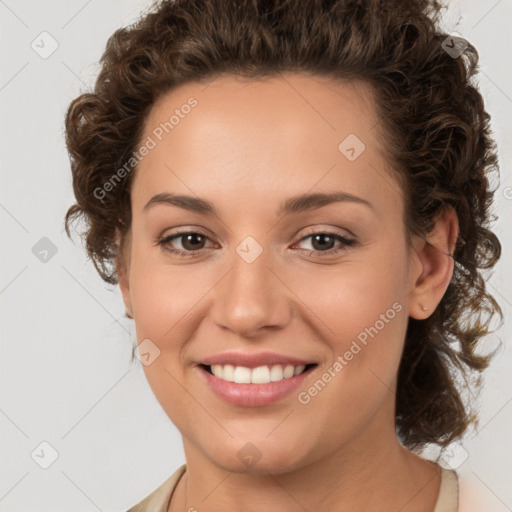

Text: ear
xmin=116 ymin=228 xmax=133 ymax=319
xmin=407 ymin=205 xmax=459 ymax=319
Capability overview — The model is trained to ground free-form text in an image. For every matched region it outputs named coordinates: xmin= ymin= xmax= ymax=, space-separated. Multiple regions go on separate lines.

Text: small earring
xmin=420 ymin=304 xmax=427 ymax=312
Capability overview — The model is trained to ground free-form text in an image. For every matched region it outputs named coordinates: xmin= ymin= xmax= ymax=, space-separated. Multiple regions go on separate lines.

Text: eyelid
xmin=156 ymin=228 xmax=216 ymax=248
xmin=156 ymin=225 xmax=358 ymax=258
xmin=292 ymin=229 xmax=357 ymax=253
xmin=158 ymin=225 xmax=355 ymax=245
xmin=297 ymin=225 xmax=355 ymax=239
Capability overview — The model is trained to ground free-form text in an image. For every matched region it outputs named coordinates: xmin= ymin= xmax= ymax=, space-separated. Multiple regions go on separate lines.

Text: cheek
xmin=127 ymin=244 xmax=199 ymax=422
xmin=291 ymin=271 xmax=408 ymax=447
xmin=286 ymin=235 xmax=409 ymax=337
xmin=128 ymin=242 xmax=201 ymax=335
xmin=287 ymin=237 xmax=409 ymax=395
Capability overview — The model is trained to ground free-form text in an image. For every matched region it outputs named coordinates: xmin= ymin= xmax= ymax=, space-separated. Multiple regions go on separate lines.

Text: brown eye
xmin=295 ymin=231 xmax=357 ymax=256
xmin=157 ymin=230 xmax=214 ymax=257
xmin=179 ymin=233 xmax=207 ymax=251
xmin=309 ymin=233 xmax=337 ymax=251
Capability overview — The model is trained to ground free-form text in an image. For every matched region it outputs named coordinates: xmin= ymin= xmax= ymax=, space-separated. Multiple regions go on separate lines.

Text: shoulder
xmin=435 ymin=466 xmax=498 ymax=511
xmin=126 ymin=464 xmax=187 ymax=512
xmin=434 ymin=468 xmax=458 ymax=512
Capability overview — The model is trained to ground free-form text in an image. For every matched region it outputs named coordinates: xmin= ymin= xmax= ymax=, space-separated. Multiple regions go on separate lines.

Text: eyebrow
xmin=143 ymin=191 xmax=374 ymax=217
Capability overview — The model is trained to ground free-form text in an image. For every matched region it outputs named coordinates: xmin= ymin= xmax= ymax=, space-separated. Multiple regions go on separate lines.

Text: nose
xmin=210 ymin=246 xmax=292 ymax=339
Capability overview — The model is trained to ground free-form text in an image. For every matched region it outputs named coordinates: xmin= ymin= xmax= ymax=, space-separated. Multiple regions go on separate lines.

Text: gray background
xmin=1 ymin=0 xmax=511 ymax=510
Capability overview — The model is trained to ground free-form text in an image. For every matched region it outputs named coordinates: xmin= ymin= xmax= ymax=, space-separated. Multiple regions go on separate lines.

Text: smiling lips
xmin=207 ymin=363 xmax=308 ymax=383
xmin=198 ymin=351 xmax=318 ymax=407
xmin=200 ymin=350 xmax=316 ymax=383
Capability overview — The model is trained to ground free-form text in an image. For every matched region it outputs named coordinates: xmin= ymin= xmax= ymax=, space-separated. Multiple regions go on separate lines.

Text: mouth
xmin=199 ymin=363 xmax=318 ymax=384
xmin=196 ymin=363 xmax=318 ymax=407
xmin=197 ymin=362 xmax=318 ymax=407
xmin=195 ymin=350 xmax=320 ymax=407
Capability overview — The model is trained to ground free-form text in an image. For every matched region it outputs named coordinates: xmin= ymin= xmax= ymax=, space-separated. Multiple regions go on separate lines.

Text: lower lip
xmin=197 ymin=365 xmax=317 ymax=407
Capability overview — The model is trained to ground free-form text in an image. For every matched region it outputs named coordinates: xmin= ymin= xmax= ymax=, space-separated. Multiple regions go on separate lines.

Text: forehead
xmin=143 ymin=72 xmax=381 ymax=150
xmin=131 ymin=72 xmax=400 ymax=217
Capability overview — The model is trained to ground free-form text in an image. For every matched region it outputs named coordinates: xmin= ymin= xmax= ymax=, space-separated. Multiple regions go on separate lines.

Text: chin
xmin=206 ymin=438 xmax=309 ymax=475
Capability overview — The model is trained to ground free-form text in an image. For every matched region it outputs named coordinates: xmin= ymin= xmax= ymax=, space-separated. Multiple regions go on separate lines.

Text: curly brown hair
xmin=64 ymin=0 xmax=503 ymax=451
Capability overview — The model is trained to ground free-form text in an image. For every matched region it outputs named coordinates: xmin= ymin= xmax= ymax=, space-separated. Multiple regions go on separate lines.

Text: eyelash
xmin=155 ymin=229 xmax=358 ymax=258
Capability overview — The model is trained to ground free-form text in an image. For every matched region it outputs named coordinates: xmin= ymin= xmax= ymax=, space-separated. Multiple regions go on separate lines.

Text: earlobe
xmin=408 ymin=205 xmax=459 ymax=320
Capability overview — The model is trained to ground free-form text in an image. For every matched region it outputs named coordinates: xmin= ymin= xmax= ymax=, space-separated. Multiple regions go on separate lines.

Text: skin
xmin=118 ymin=72 xmax=459 ymax=512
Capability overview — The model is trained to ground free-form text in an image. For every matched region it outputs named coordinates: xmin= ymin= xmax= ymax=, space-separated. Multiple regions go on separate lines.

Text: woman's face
xmin=119 ymin=72 xmax=423 ymax=473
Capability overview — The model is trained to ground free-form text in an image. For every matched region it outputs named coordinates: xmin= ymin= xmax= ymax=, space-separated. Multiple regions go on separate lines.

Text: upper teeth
xmin=210 ymin=364 xmax=307 ymax=384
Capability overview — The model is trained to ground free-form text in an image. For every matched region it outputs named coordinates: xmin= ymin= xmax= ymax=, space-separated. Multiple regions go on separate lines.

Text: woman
xmin=64 ymin=0 xmax=503 ymax=510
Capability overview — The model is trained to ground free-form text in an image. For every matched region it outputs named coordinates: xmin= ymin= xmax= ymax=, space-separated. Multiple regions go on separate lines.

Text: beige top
xmin=126 ymin=464 xmax=459 ymax=512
